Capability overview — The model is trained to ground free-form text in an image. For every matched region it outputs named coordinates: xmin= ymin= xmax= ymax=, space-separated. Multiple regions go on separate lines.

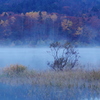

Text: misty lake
xmin=0 ymin=47 xmax=99 ymax=70
xmin=0 ymin=47 xmax=100 ymax=100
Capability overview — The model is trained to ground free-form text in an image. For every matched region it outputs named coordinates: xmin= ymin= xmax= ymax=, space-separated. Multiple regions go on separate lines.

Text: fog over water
xmin=0 ymin=47 xmax=100 ymax=70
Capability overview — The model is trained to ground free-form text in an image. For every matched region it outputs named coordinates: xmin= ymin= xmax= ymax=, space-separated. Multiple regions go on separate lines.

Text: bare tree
xmin=48 ymin=42 xmax=79 ymax=71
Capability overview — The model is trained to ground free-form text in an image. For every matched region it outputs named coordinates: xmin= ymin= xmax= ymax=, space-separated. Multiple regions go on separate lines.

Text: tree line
xmin=0 ymin=11 xmax=99 ymax=46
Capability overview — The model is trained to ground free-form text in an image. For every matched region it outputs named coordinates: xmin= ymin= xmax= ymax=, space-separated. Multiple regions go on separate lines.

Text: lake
xmin=0 ymin=47 xmax=100 ymax=70
xmin=0 ymin=83 xmax=99 ymax=100
xmin=0 ymin=47 xmax=100 ymax=100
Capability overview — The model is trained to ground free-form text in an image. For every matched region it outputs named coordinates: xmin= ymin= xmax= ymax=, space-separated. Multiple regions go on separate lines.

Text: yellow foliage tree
xmin=10 ymin=17 xmax=16 ymax=23
xmin=0 ymin=20 xmax=9 ymax=27
xmin=50 ymin=13 xmax=58 ymax=22
xmin=25 ymin=11 xmax=39 ymax=20
xmin=75 ymin=27 xmax=83 ymax=35
xmin=3 ymin=20 xmax=9 ymax=27
xmin=61 ymin=19 xmax=73 ymax=31
xmin=0 ymin=20 xmax=4 ymax=25
xmin=41 ymin=11 xmax=50 ymax=20
xmin=1 ymin=12 xmax=9 ymax=17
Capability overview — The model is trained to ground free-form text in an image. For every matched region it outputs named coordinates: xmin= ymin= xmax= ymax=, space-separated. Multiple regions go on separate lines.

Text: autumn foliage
xmin=0 ymin=11 xmax=99 ymax=46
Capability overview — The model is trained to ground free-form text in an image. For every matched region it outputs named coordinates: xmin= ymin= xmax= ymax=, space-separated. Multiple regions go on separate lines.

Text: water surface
xmin=0 ymin=83 xmax=99 ymax=100
xmin=0 ymin=48 xmax=99 ymax=70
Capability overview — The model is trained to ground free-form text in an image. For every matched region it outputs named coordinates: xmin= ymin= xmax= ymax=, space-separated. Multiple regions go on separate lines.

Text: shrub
xmin=3 ymin=64 xmax=27 ymax=76
xmin=48 ymin=42 xmax=79 ymax=71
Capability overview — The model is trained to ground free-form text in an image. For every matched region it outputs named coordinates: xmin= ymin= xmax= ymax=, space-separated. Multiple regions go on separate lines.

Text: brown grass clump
xmin=3 ymin=64 xmax=27 ymax=76
xmin=29 ymin=70 xmax=87 ymax=87
xmin=85 ymin=70 xmax=100 ymax=81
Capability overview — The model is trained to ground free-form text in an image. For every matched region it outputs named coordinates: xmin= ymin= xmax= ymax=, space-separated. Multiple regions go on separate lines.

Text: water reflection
xmin=0 ymin=83 xmax=99 ymax=100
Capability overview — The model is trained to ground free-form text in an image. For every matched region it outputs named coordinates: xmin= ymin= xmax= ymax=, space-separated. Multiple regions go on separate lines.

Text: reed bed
xmin=0 ymin=64 xmax=100 ymax=90
xmin=0 ymin=65 xmax=100 ymax=100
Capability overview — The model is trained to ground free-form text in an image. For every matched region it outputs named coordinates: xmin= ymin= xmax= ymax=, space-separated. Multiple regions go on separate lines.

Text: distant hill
xmin=0 ymin=0 xmax=100 ymax=17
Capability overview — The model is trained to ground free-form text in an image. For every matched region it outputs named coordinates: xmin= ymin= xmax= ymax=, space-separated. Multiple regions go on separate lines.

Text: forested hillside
xmin=0 ymin=0 xmax=100 ymax=46
xmin=0 ymin=0 xmax=100 ymax=16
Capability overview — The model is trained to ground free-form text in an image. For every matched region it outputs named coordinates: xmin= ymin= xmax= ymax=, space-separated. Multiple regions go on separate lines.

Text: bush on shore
xmin=48 ymin=42 xmax=79 ymax=71
xmin=3 ymin=64 xmax=27 ymax=76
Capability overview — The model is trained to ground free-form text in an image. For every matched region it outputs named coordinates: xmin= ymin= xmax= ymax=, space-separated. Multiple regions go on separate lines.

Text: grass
xmin=0 ymin=64 xmax=100 ymax=90
xmin=0 ymin=64 xmax=100 ymax=100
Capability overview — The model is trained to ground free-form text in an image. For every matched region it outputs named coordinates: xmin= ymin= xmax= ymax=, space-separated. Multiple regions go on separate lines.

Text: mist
xmin=0 ymin=47 xmax=100 ymax=70
xmin=0 ymin=47 xmax=52 ymax=70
